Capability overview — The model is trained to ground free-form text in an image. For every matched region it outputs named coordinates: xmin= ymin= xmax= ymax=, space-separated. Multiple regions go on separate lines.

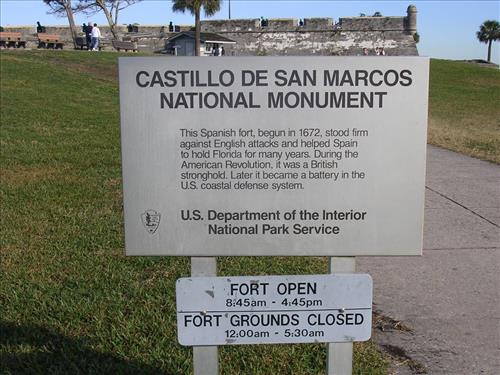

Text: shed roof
xmin=168 ymin=31 xmax=236 ymax=44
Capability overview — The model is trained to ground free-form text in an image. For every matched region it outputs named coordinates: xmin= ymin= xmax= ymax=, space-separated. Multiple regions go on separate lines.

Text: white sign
xmin=119 ymin=57 xmax=429 ymax=256
xmin=176 ymin=274 xmax=372 ymax=346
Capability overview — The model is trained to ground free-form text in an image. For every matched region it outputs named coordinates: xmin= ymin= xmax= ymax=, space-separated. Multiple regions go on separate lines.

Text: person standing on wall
xmin=90 ymin=23 xmax=101 ymax=51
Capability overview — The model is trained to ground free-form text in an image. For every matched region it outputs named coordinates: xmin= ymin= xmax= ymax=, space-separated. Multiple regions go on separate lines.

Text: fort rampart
xmin=2 ymin=5 xmax=418 ymax=56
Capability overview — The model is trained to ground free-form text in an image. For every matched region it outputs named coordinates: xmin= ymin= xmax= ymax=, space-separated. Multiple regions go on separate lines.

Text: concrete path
xmin=358 ymin=145 xmax=500 ymax=374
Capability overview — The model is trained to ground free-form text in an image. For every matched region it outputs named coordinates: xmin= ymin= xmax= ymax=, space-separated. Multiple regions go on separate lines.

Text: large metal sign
xmin=176 ymin=274 xmax=372 ymax=346
xmin=119 ymin=57 xmax=429 ymax=256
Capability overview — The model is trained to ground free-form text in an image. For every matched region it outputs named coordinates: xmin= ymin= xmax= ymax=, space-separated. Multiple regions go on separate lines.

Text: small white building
xmin=165 ymin=31 xmax=236 ymax=56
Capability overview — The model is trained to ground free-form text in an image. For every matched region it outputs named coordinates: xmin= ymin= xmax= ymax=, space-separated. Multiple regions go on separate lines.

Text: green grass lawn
xmin=0 ymin=50 xmax=388 ymax=374
xmin=2 ymin=50 xmax=498 ymax=375
xmin=429 ymin=59 xmax=500 ymax=163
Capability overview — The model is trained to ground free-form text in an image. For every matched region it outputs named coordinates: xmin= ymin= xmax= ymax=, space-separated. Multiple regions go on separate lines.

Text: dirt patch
xmin=372 ymin=311 xmax=428 ymax=374
xmin=105 ymin=178 xmax=122 ymax=188
xmin=382 ymin=344 xmax=428 ymax=374
xmin=459 ymin=59 xmax=499 ymax=69
xmin=373 ymin=310 xmax=414 ymax=333
xmin=47 ymin=57 xmax=118 ymax=83
xmin=0 ymin=52 xmax=118 ymax=83
xmin=1 ymin=165 xmax=65 ymax=187
xmin=0 ymin=54 xmax=25 ymax=63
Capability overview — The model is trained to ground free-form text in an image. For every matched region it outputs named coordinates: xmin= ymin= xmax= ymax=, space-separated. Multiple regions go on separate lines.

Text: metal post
xmin=327 ymin=257 xmax=356 ymax=375
xmin=191 ymin=257 xmax=218 ymax=375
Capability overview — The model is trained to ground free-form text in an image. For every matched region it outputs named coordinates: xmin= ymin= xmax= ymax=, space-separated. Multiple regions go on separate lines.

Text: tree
xmin=476 ymin=20 xmax=499 ymax=63
xmin=43 ymin=0 xmax=79 ymax=48
xmin=172 ymin=0 xmax=222 ymax=56
xmin=76 ymin=0 xmax=143 ymax=39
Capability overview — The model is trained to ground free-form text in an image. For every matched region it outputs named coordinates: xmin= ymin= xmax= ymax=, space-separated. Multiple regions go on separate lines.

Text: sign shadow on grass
xmin=0 ymin=321 xmax=174 ymax=374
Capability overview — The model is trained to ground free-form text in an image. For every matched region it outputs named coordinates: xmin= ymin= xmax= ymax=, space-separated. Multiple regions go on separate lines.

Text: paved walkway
xmin=358 ymin=145 xmax=500 ymax=374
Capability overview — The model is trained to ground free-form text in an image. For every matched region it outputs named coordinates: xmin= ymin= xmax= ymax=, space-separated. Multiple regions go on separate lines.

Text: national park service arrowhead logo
xmin=141 ymin=209 xmax=161 ymax=234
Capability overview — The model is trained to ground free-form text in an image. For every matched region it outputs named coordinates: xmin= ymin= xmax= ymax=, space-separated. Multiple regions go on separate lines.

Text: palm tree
xmin=476 ymin=20 xmax=499 ymax=63
xmin=172 ymin=0 xmax=222 ymax=56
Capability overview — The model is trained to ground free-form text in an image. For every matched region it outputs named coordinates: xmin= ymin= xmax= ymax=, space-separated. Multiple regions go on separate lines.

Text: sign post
xmin=191 ymin=257 xmax=218 ymax=375
xmin=327 ymin=257 xmax=356 ymax=375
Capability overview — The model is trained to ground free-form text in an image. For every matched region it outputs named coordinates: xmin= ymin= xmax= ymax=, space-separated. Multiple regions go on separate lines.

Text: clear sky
xmin=1 ymin=0 xmax=499 ymax=63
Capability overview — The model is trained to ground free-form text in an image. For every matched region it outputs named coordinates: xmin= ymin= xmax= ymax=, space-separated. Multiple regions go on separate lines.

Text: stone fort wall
xmin=3 ymin=5 xmax=418 ymax=56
